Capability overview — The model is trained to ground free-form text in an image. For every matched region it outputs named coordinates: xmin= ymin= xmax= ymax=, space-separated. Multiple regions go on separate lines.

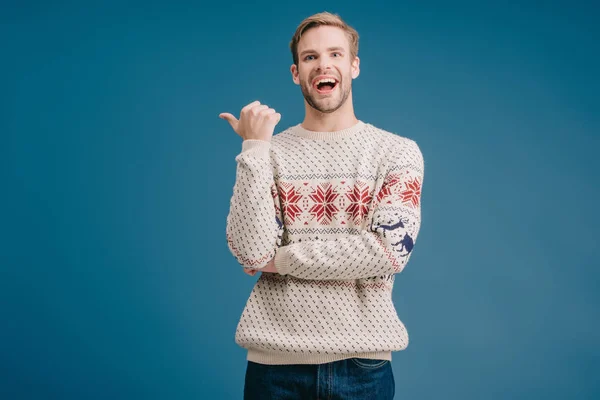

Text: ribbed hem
xmin=274 ymin=247 xmax=293 ymax=275
xmin=240 ymin=139 xmax=271 ymax=157
xmin=289 ymin=120 xmax=366 ymax=141
xmin=247 ymin=349 xmax=392 ymax=365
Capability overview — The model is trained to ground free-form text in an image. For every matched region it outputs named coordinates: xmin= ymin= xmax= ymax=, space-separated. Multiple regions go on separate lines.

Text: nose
xmin=317 ymin=57 xmax=332 ymax=71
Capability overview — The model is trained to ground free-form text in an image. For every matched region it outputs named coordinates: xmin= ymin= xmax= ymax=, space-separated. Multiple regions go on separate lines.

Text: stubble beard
xmin=300 ymin=77 xmax=351 ymax=114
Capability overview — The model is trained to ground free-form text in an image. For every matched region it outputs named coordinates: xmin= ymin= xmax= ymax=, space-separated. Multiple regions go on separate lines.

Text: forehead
xmin=297 ymin=25 xmax=349 ymax=52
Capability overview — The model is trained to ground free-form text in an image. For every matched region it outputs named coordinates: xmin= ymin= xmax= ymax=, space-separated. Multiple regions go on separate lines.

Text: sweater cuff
xmin=274 ymin=248 xmax=293 ymax=276
xmin=240 ymin=139 xmax=271 ymax=158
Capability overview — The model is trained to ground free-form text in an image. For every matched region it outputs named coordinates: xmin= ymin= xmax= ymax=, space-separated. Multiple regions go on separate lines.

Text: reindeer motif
xmin=371 ymin=217 xmax=414 ymax=256
xmin=275 ymin=216 xmax=284 ymax=246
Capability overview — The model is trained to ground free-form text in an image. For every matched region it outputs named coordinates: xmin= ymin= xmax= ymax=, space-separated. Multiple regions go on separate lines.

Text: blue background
xmin=2 ymin=1 xmax=598 ymax=398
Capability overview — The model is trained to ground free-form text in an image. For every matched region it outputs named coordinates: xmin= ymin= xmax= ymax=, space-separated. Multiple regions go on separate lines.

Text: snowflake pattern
xmin=400 ymin=177 xmax=421 ymax=208
xmin=277 ymin=176 xmax=420 ymax=227
xmin=345 ymin=181 xmax=372 ymax=224
xmin=309 ymin=183 xmax=339 ymax=225
xmin=377 ymin=173 xmax=402 ymax=204
xmin=278 ymin=182 xmax=303 ymax=224
xmin=227 ymin=123 xmax=424 ymax=365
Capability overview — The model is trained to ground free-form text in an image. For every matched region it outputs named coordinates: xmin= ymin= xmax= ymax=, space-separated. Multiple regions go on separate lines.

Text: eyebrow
xmin=299 ymin=47 xmax=346 ymax=57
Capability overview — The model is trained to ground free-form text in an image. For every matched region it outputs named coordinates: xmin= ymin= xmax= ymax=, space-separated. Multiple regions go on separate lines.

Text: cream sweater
xmin=226 ymin=120 xmax=424 ymax=365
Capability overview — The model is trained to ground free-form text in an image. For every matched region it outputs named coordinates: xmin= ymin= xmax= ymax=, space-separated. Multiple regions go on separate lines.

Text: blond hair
xmin=289 ymin=12 xmax=359 ymax=66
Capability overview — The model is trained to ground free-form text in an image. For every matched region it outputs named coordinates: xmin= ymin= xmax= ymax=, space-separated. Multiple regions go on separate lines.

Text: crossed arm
xmin=227 ymin=139 xmax=424 ymax=280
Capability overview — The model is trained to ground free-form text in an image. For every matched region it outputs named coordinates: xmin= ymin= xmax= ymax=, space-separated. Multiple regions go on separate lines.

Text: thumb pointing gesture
xmin=220 ymin=101 xmax=281 ymax=142
xmin=219 ymin=113 xmax=239 ymax=135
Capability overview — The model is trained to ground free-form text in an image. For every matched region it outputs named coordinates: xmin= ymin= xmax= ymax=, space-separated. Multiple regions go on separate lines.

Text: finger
xmin=219 ymin=113 xmax=239 ymax=129
xmin=271 ymin=112 xmax=282 ymax=124
xmin=219 ymin=112 xmax=237 ymax=122
xmin=259 ymin=108 xmax=276 ymax=116
xmin=241 ymin=100 xmax=261 ymax=113
xmin=250 ymin=105 xmax=269 ymax=115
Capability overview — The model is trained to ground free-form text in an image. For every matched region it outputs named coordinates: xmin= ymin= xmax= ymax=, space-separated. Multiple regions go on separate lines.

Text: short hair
xmin=289 ymin=12 xmax=359 ymax=66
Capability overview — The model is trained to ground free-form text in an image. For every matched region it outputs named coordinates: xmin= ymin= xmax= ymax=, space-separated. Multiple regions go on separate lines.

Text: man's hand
xmin=261 ymin=258 xmax=278 ymax=273
xmin=243 ymin=258 xmax=277 ymax=276
xmin=219 ymin=100 xmax=281 ymax=142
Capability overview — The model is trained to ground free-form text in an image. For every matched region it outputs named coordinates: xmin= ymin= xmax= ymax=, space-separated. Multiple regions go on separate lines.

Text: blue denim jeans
xmin=244 ymin=357 xmax=395 ymax=399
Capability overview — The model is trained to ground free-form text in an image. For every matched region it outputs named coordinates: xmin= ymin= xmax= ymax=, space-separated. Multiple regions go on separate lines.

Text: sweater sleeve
xmin=226 ymin=140 xmax=284 ymax=271
xmin=274 ymin=140 xmax=424 ymax=280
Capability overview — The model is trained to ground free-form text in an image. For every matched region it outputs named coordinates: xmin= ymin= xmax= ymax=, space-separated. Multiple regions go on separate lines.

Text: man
xmin=220 ymin=11 xmax=424 ymax=400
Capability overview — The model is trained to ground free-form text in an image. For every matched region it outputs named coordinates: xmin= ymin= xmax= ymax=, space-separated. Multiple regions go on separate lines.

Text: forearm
xmin=274 ymin=139 xmax=424 ymax=280
xmin=273 ymin=219 xmax=418 ymax=280
xmin=226 ymin=140 xmax=282 ymax=269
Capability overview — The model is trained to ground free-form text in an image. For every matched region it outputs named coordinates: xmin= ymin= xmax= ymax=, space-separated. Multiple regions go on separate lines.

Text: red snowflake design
xmin=376 ymin=173 xmax=402 ymax=204
xmin=400 ymin=177 xmax=421 ymax=208
xmin=345 ymin=181 xmax=372 ymax=224
xmin=309 ymin=183 xmax=339 ymax=224
xmin=278 ymin=182 xmax=303 ymax=224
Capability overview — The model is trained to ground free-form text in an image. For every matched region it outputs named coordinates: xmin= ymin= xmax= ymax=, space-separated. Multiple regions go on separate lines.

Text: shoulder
xmin=256 ymin=127 xmax=299 ymax=159
xmin=271 ymin=126 xmax=298 ymax=145
xmin=366 ymin=123 xmax=424 ymax=173
xmin=366 ymin=123 xmax=422 ymax=155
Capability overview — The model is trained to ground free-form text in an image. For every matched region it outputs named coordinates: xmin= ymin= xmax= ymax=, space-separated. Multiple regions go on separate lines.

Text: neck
xmin=301 ymin=92 xmax=358 ymax=132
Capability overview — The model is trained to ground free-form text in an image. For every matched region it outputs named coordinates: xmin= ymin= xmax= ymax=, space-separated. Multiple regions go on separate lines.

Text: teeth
xmin=315 ymin=78 xmax=337 ymax=85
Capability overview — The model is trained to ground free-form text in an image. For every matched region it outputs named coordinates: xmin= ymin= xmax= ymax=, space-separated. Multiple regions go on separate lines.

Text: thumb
xmin=219 ymin=113 xmax=239 ymax=130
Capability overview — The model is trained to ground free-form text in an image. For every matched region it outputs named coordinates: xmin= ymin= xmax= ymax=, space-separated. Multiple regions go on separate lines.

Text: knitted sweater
xmin=226 ymin=120 xmax=424 ymax=365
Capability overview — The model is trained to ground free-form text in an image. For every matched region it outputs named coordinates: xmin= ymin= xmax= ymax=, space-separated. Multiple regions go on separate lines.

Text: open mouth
xmin=313 ymin=77 xmax=338 ymax=94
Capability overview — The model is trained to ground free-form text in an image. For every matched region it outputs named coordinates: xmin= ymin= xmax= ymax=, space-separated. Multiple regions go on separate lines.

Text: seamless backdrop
xmin=2 ymin=1 xmax=599 ymax=399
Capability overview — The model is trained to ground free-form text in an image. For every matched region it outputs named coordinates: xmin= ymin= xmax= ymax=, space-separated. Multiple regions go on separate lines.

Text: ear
xmin=290 ymin=64 xmax=300 ymax=85
xmin=351 ymin=56 xmax=360 ymax=79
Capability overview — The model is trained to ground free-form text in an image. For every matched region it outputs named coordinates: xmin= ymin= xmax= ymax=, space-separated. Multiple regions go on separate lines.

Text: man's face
xmin=291 ymin=25 xmax=360 ymax=113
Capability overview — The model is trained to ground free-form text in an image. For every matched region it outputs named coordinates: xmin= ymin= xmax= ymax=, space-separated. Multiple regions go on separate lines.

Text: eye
xmin=332 ymin=52 xmax=341 ymax=57
xmin=304 ymin=55 xmax=315 ymax=61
